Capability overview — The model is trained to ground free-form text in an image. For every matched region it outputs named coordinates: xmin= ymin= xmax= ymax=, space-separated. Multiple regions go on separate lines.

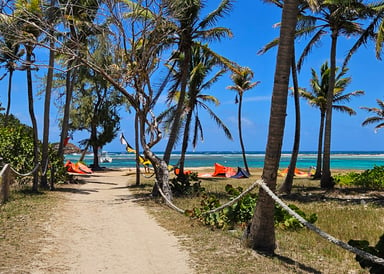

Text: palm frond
xmin=192 ymin=115 xmax=204 ymax=148
xmin=257 ymin=37 xmax=279 ymax=55
xmin=343 ymin=12 xmax=379 ymax=67
xmin=360 ymin=106 xmax=384 ymax=115
xmin=333 ymin=105 xmax=356 ymax=115
xmin=362 ymin=116 xmax=384 ymax=126
xmin=199 ymin=102 xmax=233 ymax=140
xmin=297 ymin=28 xmax=327 ymax=72
xmin=333 ymin=90 xmax=364 ymax=103
xmin=198 ymin=27 xmax=233 ymax=42
xmin=199 ymin=0 xmax=233 ymax=29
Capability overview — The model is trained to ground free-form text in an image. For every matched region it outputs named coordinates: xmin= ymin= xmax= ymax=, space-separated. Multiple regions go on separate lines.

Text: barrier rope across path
xmin=155 ymin=177 xmax=384 ymax=266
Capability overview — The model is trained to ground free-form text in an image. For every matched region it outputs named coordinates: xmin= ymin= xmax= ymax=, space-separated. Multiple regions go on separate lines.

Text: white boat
xmin=100 ymin=151 xmax=112 ymax=163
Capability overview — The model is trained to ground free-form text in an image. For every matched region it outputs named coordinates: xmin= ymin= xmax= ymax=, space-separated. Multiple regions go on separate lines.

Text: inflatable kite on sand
xmin=65 ymin=160 xmax=93 ymax=174
xmin=278 ymin=167 xmax=311 ymax=177
xmin=199 ymin=163 xmax=250 ymax=179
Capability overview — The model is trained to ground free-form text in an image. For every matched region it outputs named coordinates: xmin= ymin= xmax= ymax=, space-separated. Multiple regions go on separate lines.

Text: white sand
xmin=28 ymin=170 xmax=194 ymax=274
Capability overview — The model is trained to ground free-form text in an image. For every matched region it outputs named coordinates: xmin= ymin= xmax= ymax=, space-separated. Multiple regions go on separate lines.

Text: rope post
xmin=0 ymin=164 xmax=11 ymax=204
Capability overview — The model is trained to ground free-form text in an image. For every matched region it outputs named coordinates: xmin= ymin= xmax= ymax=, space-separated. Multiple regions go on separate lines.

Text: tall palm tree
xmin=161 ymin=44 xmax=232 ymax=175
xmin=227 ymin=67 xmax=259 ymax=175
xmin=301 ymin=62 xmax=364 ymax=179
xmin=361 ymin=99 xmax=384 ymax=132
xmin=14 ymin=0 xmax=43 ymax=192
xmin=162 ymin=0 xmax=235 ymax=164
xmin=292 ymin=0 xmax=372 ymax=188
xmin=242 ymin=0 xmax=300 ymax=255
xmin=41 ymin=0 xmax=59 ymax=189
xmin=0 ymin=14 xmax=23 ymax=126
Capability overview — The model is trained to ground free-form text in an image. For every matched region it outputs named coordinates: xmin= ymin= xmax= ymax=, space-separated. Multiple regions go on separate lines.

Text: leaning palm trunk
xmin=242 ymin=0 xmax=298 ymax=255
xmin=279 ymin=52 xmax=301 ymax=194
xmin=163 ymin=46 xmax=191 ymax=164
xmin=321 ymin=31 xmax=337 ymax=189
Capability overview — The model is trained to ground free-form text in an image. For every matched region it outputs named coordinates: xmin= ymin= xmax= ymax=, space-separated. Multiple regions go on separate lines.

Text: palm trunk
xmin=238 ymin=94 xmax=250 ymax=174
xmin=321 ymin=31 xmax=337 ymax=189
xmin=242 ymin=0 xmax=298 ymax=255
xmin=26 ymin=47 xmax=39 ymax=192
xmin=4 ymin=68 xmax=14 ymax=126
xmin=279 ymin=51 xmax=300 ymax=194
xmin=179 ymin=104 xmax=194 ymax=176
xmin=58 ymin=66 xmax=75 ymax=158
xmin=163 ymin=37 xmax=191 ymax=164
xmin=134 ymin=111 xmax=141 ymax=186
xmin=41 ymin=32 xmax=55 ymax=189
xmin=314 ymin=112 xmax=325 ymax=179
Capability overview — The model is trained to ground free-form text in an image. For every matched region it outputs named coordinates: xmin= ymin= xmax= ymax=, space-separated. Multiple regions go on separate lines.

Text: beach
xmin=66 ymin=151 xmax=384 ymax=171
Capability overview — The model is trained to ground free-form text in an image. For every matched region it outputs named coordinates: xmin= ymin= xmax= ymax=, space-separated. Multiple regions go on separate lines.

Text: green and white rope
xmin=10 ymin=163 xmax=40 ymax=177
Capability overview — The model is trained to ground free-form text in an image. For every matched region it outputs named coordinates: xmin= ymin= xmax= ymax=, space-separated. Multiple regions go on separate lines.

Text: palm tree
xmin=41 ymin=0 xmax=59 ymax=189
xmin=301 ymin=62 xmax=364 ymax=179
xmin=242 ymin=0 xmax=300 ymax=255
xmin=227 ymin=67 xmax=259 ymax=175
xmin=14 ymin=0 xmax=43 ymax=192
xmin=162 ymin=0 xmax=235 ymax=164
xmin=292 ymin=0 xmax=372 ymax=188
xmin=361 ymin=99 xmax=384 ymax=132
xmin=161 ymin=44 xmax=232 ymax=175
xmin=0 ymin=14 xmax=23 ymax=126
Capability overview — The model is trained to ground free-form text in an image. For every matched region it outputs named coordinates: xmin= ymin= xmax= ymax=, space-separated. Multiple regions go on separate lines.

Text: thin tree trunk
xmin=4 ymin=68 xmax=14 ymax=126
xmin=242 ymin=0 xmax=298 ymax=255
xmin=134 ymin=111 xmax=141 ymax=186
xmin=58 ymin=66 xmax=74 ymax=158
xmin=314 ymin=112 xmax=325 ymax=179
xmin=279 ymin=51 xmax=301 ymax=194
xmin=41 ymin=31 xmax=55 ymax=189
xmin=26 ymin=48 xmax=39 ymax=192
xmin=79 ymin=143 xmax=89 ymax=162
xmin=238 ymin=94 xmax=250 ymax=174
xmin=179 ymin=104 xmax=194 ymax=176
xmin=321 ymin=31 xmax=337 ymax=189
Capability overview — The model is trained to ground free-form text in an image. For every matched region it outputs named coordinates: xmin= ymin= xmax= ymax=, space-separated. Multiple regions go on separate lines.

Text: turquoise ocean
xmin=65 ymin=151 xmax=384 ymax=170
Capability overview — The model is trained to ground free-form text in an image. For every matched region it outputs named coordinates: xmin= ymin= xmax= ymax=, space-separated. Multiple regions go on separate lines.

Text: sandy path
xmin=29 ymin=170 xmax=194 ymax=274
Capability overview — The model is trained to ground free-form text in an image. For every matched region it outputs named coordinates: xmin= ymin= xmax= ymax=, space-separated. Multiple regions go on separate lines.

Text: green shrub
xmin=0 ymin=114 xmax=67 ymax=186
xmin=334 ymin=166 xmax=384 ymax=189
xmin=170 ymin=172 xmax=205 ymax=196
xmin=186 ymin=184 xmax=317 ymax=230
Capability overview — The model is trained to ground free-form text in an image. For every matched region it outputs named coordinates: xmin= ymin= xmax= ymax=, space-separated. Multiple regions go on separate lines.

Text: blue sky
xmin=1 ymin=0 xmax=383 ymax=152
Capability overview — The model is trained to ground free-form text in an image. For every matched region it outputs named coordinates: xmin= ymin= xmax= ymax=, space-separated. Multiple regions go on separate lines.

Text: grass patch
xmin=129 ymin=168 xmax=383 ymax=273
xmin=0 ymin=186 xmax=60 ymax=272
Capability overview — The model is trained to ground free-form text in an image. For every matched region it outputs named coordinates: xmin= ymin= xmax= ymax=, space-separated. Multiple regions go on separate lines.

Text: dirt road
xmin=28 ymin=170 xmax=194 ymax=274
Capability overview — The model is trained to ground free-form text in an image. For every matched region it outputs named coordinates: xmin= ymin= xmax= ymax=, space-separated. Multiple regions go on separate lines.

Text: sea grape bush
xmin=0 ymin=114 xmax=67 ymax=185
xmin=274 ymin=204 xmax=318 ymax=230
xmin=186 ymin=184 xmax=317 ymax=230
xmin=170 ymin=172 xmax=205 ymax=196
xmin=334 ymin=165 xmax=384 ymax=189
